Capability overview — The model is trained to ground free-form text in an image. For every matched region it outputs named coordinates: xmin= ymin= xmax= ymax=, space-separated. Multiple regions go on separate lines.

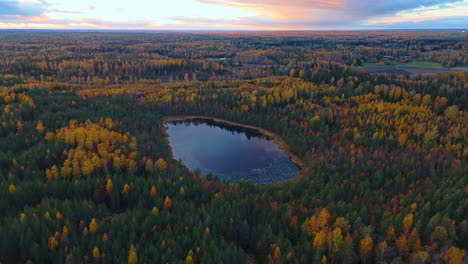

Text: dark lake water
xmin=164 ymin=119 xmax=299 ymax=184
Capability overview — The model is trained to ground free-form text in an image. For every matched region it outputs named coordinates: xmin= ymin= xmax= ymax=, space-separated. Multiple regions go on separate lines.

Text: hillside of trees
xmin=0 ymin=31 xmax=467 ymax=264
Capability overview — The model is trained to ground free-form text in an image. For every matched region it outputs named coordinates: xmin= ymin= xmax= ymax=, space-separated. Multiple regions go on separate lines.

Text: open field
xmin=397 ymin=61 xmax=444 ymax=68
xmin=363 ymin=65 xmax=468 ymax=75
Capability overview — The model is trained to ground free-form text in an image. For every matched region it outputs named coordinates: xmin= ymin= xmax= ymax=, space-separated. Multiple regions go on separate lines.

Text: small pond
xmin=164 ymin=118 xmax=299 ymax=184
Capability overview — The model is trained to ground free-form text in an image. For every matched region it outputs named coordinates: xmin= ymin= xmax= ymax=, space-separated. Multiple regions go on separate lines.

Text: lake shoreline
xmin=160 ymin=115 xmax=308 ymax=182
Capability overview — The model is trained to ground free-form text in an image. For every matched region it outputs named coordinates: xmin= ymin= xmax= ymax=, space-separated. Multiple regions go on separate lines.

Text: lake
xmin=164 ymin=118 xmax=300 ymax=184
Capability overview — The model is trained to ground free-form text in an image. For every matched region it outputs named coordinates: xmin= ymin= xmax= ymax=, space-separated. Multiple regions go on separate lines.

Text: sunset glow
xmin=0 ymin=0 xmax=467 ymax=30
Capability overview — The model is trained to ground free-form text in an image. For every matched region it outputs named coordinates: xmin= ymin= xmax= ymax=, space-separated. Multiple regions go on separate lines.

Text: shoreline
xmin=160 ymin=115 xmax=308 ymax=181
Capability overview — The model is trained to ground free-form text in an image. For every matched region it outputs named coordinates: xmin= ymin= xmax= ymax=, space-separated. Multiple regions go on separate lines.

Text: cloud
xmin=196 ymin=0 xmax=463 ymax=14
xmin=344 ymin=0 xmax=463 ymax=16
xmin=364 ymin=1 xmax=468 ymax=27
xmin=0 ymin=0 xmax=46 ymax=16
xmin=0 ymin=0 xmax=467 ymax=29
xmin=0 ymin=13 xmax=157 ymax=30
xmin=194 ymin=0 xmax=466 ymax=28
xmin=168 ymin=16 xmax=291 ymax=30
xmin=168 ymin=15 xmax=360 ymax=30
xmin=367 ymin=16 xmax=468 ymax=29
xmin=196 ymin=0 xmax=345 ymax=9
xmin=46 ymin=9 xmax=82 ymax=14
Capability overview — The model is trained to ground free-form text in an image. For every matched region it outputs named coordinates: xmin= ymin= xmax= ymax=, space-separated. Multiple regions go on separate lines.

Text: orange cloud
xmin=195 ymin=0 xmax=345 ymax=20
xmin=196 ymin=0 xmax=345 ymax=9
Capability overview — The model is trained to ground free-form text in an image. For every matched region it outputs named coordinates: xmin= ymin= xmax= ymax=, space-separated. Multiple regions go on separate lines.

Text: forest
xmin=0 ymin=30 xmax=467 ymax=264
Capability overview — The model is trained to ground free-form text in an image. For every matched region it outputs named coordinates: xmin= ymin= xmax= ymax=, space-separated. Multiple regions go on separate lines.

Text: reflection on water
xmin=165 ymin=119 xmax=299 ymax=184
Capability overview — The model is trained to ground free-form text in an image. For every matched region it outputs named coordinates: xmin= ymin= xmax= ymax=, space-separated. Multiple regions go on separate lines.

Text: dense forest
xmin=0 ymin=31 xmax=467 ymax=264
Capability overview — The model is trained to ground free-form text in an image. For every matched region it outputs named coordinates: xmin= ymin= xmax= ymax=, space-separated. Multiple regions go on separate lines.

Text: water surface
xmin=164 ymin=119 xmax=299 ymax=184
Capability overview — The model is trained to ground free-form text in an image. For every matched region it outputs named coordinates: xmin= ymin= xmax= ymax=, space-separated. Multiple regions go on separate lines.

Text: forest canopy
xmin=0 ymin=31 xmax=467 ymax=264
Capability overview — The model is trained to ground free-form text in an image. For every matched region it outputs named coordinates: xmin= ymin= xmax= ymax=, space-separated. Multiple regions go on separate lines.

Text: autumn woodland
xmin=0 ymin=31 xmax=467 ymax=263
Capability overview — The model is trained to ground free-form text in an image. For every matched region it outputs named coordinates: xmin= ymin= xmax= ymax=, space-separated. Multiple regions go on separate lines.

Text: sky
xmin=0 ymin=0 xmax=467 ymax=30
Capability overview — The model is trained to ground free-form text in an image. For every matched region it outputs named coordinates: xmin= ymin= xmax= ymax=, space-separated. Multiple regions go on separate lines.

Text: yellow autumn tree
xmin=150 ymin=186 xmax=157 ymax=198
xmin=8 ymin=184 xmax=16 ymax=194
xmin=332 ymin=227 xmax=343 ymax=252
xmin=44 ymin=119 xmax=138 ymax=180
xmin=444 ymin=105 xmax=459 ymax=119
xmin=16 ymin=120 xmax=22 ymax=132
xmin=333 ymin=217 xmax=350 ymax=231
xmin=321 ymin=256 xmax=327 ymax=264
xmin=112 ymin=155 xmax=121 ymax=171
xmin=106 ymin=179 xmax=113 ymax=194
xmin=44 ymin=132 xmax=55 ymax=141
xmin=89 ymin=218 xmax=98 ymax=234
xmin=127 ymin=160 xmax=137 ymax=174
xmin=36 ymin=121 xmax=45 ymax=132
xmin=303 ymin=208 xmax=332 ymax=237
xmin=19 ymin=213 xmax=26 ymax=223
xmin=398 ymin=133 xmax=408 ymax=146
xmin=313 ymin=230 xmax=326 ymax=249
xmin=360 ymin=235 xmax=373 ymax=264
xmin=46 ymin=165 xmax=59 ymax=181
xmin=144 ymin=159 xmax=154 ymax=173
xmin=403 ymin=213 xmax=413 ymax=233
xmin=128 ymin=244 xmax=138 ymax=264
xmin=395 ymin=234 xmax=409 ymax=256
xmin=413 ymin=251 xmax=429 ymax=263
xmin=163 ymin=196 xmax=172 ymax=210
xmin=443 ymin=246 xmax=466 ymax=264
xmin=93 ymin=247 xmax=100 ymax=258
xmin=56 ymin=211 xmax=63 ymax=220
xmin=386 ymin=224 xmax=396 ymax=242
xmin=81 ymin=159 xmax=94 ymax=176
xmin=48 ymin=236 xmax=59 ymax=249
xmin=62 ymin=226 xmax=69 ymax=240
xmin=156 ymin=158 xmax=167 ymax=170
xmin=273 ymin=245 xmax=281 ymax=262
xmin=122 ymin=183 xmax=130 ymax=198
xmin=317 ymin=208 xmax=331 ymax=230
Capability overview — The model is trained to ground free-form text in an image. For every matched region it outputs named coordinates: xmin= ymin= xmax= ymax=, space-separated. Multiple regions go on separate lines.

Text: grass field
xmin=362 ymin=62 xmax=379 ymax=67
xmin=362 ymin=61 xmax=444 ymax=68
xmin=397 ymin=61 xmax=443 ymax=68
xmin=362 ymin=60 xmax=468 ymax=75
